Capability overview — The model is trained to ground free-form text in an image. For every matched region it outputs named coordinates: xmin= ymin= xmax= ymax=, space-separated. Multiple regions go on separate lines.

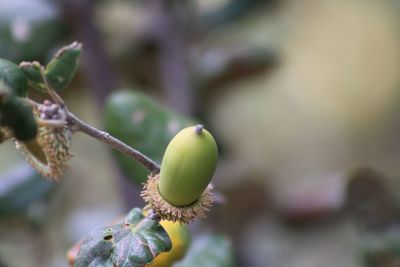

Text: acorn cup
xmin=141 ymin=125 xmax=218 ymax=224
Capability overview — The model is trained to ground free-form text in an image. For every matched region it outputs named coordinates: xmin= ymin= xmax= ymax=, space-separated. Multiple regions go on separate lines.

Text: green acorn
xmin=159 ymin=125 xmax=218 ymax=206
xmin=142 ymin=125 xmax=218 ymax=223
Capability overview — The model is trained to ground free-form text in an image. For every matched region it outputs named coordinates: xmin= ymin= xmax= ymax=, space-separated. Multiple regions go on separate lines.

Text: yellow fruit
xmin=146 ymin=220 xmax=191 ymax=267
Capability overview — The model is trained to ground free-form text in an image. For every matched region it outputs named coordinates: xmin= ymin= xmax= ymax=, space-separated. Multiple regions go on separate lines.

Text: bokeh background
xmin=1 ymin=0 xmax=400 ymax=266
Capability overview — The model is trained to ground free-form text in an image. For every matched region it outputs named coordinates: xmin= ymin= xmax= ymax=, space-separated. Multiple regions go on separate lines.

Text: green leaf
xmin=0 ymin=58 xmax=27 ymax=97
xmin=0 ymin=89 xmax=37 ymax=141
xmin=104 ymin=90 xmax=193 ymax=184
xmin=19 ymin=61 xmax=46 ymax=92
xmin=74 ymin=208 xmax=172 ymax=267
xmin=193 ymin=47 xmax=276 ymax=94
xmin=45 ymin=41 xmax=81 ymax=92
xmin=174 ymin=234 xmax=236 ymax=267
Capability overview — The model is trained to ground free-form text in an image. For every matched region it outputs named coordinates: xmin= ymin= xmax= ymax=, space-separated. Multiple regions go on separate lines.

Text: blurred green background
xmin=2 ymin=0 xmax=400 ymax=266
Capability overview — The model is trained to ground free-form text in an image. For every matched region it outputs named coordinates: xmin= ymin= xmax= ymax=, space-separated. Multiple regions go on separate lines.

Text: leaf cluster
xmin=0 ymin=42 xmax=81 ymax=142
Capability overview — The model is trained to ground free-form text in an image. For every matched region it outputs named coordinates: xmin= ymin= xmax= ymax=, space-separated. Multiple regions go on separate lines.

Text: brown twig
xmin=39 ymin=64 xmax=160 ymax=173
xmin=57 ymin=0 xmax=140 ymax=208
xmin=66 ymin=112 xmax=160 ymax=173
xmin=24 ymin=97 xmax=160 ymax=174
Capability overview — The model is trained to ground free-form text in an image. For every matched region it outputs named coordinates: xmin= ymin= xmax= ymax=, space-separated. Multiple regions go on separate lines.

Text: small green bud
xmin=0 ymin=58 xmax=28 ymax=97
xmin=19 ymin=61 xmax=47 ymax=92
xmin=45 ymin=42 xmax=82 ymax=92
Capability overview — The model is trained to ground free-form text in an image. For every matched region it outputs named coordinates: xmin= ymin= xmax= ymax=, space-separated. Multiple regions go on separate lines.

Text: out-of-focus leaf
xmin=346 ymin=167 xmax=398 ymax=230
xmin=0 ymin=127 xmax=10 ymax=144
xmin=45 ymin=41 xmax=81 ymax=92
xmin=360 ymin=230 xmax=400 ymax=267
xmin=19 ymin=61 xmax=46 ymax=92
xmin=0 ymin=58 xmax=27 ymax=97
xmin=200 ymin=0 xmax=275 ymax=28
xmin=104 ymin=90 xmax=193 ymax=184
xmin=174 ymin=234 xmax=235 ymax=267
xmin=0 ymin=91 xmax=37 ymax=141
xmin=0 ymin=163 xmax=57 ymax=222
xmin=72 ymin=208 xmax=172 ymax=267
xmin=0 ymin=0 xmax=65 ymax=62
xmin=193 ymin=47 xmax=277 ymax=96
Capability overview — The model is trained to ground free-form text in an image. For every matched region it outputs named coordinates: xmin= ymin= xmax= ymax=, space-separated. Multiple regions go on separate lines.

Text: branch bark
xmin=26 ymin=98 xmax=160 ymax=174
xmin=66 ymin=112 xmax=160 ymax=173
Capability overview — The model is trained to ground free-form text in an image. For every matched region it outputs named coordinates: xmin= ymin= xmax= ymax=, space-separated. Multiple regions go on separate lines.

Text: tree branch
xmin=66 ymin=112 xmax=160 ymax=173
xmin=25 ymin=98 xmax=160 ymax=174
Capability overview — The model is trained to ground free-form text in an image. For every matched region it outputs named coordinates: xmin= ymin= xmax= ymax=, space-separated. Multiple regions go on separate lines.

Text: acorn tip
xmin=195 ymin=124 xmax=204 ymax=135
